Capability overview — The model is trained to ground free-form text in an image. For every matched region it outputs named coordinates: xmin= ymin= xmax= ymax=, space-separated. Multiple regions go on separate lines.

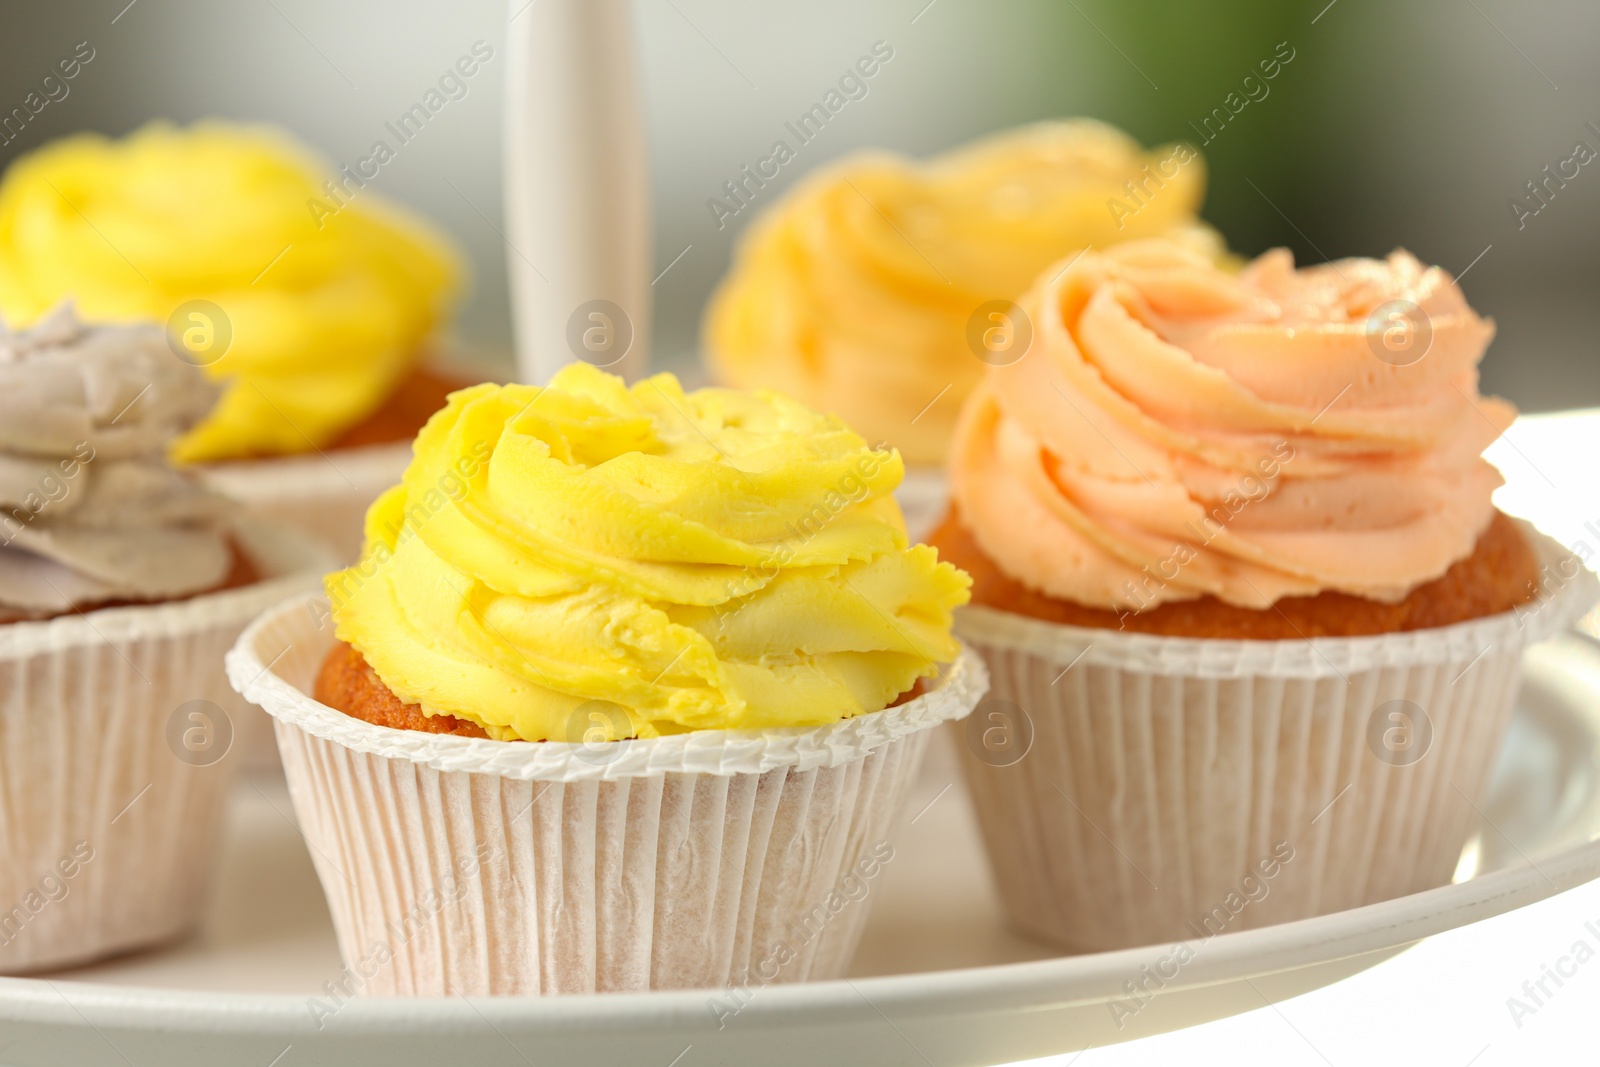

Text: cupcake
xmin=933 ymin=239 xmax=1598 ymax=953
xmin=228 ymin=363 xmax=984 ymax=995
xmin=0 ymin=122 xmax=465 ymax=559
xmin=704 ymin=120 xmax=1225 ymax=536
xmin=0 ymin=306 xmax=330 ymax=973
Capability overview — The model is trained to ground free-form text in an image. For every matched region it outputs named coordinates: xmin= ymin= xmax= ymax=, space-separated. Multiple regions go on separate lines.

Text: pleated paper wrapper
xmin=953 ymin=525 xmax=1599 ymax=954
xmin=227 ymin=595 xmax=987 ymax=995
xmin=0 ymin=522 xmax=334 ymax=973
xmin=197 ymin=441 xmax=410 ymax=565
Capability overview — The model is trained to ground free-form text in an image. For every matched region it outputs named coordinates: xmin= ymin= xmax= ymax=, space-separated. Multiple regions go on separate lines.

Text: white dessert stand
xmin=503 ymin=0 xmax=650 ymax=385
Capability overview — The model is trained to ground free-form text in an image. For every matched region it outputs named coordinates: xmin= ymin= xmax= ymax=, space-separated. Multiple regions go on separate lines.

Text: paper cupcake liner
xmin=227 ymin=595 xmax=987 ymax=995
xmin=196 ymin=440 xmax=411 ymax=565
xmin=0 ymin=522 xmax=333 ymax=973
xmin=952 ymin=525 xmax=1599 ymax=954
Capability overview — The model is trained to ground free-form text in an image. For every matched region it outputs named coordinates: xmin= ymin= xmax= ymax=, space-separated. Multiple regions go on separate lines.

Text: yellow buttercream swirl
xmin=325 ymin=364 xmax=970 ymax=742
xmin=0 ymin=121 xmax=460 ymax=462
xmin=706 ymin=120 xmax=1224 ymax=464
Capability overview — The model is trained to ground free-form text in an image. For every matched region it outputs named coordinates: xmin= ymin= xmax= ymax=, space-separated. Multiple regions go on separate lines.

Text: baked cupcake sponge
xmin=933 ymin=508 xmax=1540 ymax=639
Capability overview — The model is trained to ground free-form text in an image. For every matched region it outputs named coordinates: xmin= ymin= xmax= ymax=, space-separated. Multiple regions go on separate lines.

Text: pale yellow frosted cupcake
xmin=705 ymin=120 xmax=1223 ymax=467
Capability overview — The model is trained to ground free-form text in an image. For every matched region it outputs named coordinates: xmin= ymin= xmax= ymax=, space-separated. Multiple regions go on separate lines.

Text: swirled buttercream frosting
xmin=950 ymin=239 xmax=1510 ymax=611
xmin=326 ymin=364 xmax=971 ymax=742
xmin=0 ymin=122 xmax=460 ymax=462
xmin=706 ymin=120 xmax=1223 ymax=464
xmin=0 ymin=305 xmax=235 ymax=618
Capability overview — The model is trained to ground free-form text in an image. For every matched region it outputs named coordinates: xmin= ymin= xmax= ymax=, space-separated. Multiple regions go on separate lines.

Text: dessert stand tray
xmin=2 ymin=633 xmax=1599 ymax=1067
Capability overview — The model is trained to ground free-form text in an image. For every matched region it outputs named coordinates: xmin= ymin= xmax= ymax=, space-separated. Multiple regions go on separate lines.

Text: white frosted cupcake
xmin=933 ymin=240 xmax=1598 ymax=952
xmin=229 ymin=364 xmax=983 ymax=995
xmin=0 ymin=306 xmax=330 ymax=973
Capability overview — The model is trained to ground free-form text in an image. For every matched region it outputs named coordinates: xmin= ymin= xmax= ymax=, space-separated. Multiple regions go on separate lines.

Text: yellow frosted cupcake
xmin=229 ymin=364 xmax=986 ymax=995
xmin=705 ymin=120 xmax=1224 ymax=472
xmin=0 ymin=122 xmax=465 ymax=556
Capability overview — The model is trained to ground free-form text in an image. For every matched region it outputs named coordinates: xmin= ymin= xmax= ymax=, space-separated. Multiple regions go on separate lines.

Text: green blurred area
xmin=1083 ymin=1 xmax=1306 ymax=259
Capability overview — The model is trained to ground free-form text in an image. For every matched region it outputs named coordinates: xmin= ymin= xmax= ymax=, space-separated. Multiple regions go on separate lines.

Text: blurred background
xmin=1 ymin=0 xmax=1595 ymax=408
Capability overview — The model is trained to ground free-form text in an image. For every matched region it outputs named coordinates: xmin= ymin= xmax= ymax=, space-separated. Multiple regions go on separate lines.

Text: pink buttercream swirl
xmin=950 ymin=239 xmax=1511 ymax=610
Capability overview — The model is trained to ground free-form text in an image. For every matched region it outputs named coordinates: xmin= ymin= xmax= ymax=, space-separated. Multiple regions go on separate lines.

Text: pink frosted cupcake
xmin=934 ymin=240 xmax=1597 ymax=952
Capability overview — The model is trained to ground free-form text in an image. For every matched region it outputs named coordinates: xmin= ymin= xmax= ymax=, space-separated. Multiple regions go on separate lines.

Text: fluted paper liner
xmin=198 ymin=441 xmax=411 ymax=564
xmin=226 ymin=595 xmax=987 ymax=995
xmin=953 ymin=524 xmax=1599 ymax=953
xmin=0 ymin=522 xmax=333 ymax=973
